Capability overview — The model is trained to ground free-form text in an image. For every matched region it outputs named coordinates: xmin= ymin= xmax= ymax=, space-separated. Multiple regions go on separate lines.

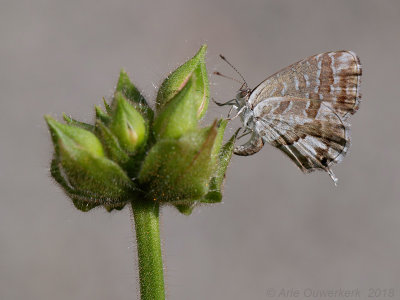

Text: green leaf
xmin=63 ymin=113 xmax=95 ymax=132
xmin=72 ymin=198 xmax=100 ymax=212
xmin=104 ymin=202 xmax=127 ymax=212
xmin=211 ymin=119 xmax=228 ymax=160
xmin=95 ymin=105 xmax=111 ymax=125
xmin=103 ymin=97 xmax=112 ymax=114
xmin=174 ymin=202 xmax=197 ymax=215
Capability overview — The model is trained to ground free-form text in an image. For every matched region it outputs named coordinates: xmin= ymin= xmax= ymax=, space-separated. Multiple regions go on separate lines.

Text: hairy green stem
xmin=131 ymin=200 xmax=165 ymax=300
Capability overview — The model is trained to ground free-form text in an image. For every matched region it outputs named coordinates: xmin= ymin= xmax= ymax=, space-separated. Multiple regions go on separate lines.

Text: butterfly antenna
xmin=213 ymin=71 xmax=244 ymax=85
xmin=219 ymin=54 xmax=249 ymax=89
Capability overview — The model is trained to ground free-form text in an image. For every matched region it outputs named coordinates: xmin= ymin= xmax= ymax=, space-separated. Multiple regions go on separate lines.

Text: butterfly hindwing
xmin=252 ymin=96 xmax=350 ymax=175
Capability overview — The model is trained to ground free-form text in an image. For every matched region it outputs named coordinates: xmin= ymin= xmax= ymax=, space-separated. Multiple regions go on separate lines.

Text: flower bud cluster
xmin=46 ymin=45 xmax=236 ymax=214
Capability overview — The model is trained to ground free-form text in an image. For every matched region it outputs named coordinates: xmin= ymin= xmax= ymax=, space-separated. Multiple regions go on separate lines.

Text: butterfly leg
xmin=237 ymin=128 xmax=252 ymax=140
xmin=227 ymin=106 xmax=246 ymax=121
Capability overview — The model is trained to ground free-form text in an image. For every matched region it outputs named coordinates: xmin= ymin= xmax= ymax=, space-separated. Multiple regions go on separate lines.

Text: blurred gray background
xmin=1 ymin=0 xmax=400 ymax=299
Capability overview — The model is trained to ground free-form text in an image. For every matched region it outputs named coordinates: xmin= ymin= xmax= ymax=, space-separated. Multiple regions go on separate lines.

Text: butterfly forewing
xmin=248 ymin=51 xmax=362 ymax=120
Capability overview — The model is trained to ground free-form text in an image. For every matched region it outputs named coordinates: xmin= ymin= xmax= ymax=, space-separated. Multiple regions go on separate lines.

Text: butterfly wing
xmin=252 ymin=96 xmax=350 ymax=181
xmin=248 ymin=51 xmax=362 ymax=120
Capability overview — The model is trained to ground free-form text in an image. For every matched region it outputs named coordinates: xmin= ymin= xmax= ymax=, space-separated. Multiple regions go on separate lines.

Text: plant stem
xmin=131 ymin=199 xmax=165 ymax=300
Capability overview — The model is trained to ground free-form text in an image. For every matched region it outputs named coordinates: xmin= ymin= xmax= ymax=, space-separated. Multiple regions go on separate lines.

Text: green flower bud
xmin=95 ymin=120 xmax=129 ymax=165
xmin=138 ymin=121 xmax=219 ymax=203
xmin=172 ymin=123 xmax=237 ymax=215
xmin=45 ymin=116 xmax=134 ymax=206
xmin=116 ymin=69 xmax=153 ymax=121
xmin=156 ymin=44 xmax=209 ymax=119
xmin=201 ymin=128 xmax=238 ymax=203
xmin=47 ymin=115 xmax=104 ymax=157
xmin=109 ymin=93 xmax=147 ymax=154
xmin=153 ymin=78 xmax=198 ymax=140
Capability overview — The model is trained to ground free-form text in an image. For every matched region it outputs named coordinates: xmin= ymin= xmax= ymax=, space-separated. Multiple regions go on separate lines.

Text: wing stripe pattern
xmin=247 ymin=96 xmax=351 ymax=176
xmin=248 ymin=51 xmax=362 ymax=120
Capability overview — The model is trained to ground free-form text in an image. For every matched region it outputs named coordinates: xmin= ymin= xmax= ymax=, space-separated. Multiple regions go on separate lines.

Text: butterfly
xmin=215 ymin=51 xmax=362 ymax=184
